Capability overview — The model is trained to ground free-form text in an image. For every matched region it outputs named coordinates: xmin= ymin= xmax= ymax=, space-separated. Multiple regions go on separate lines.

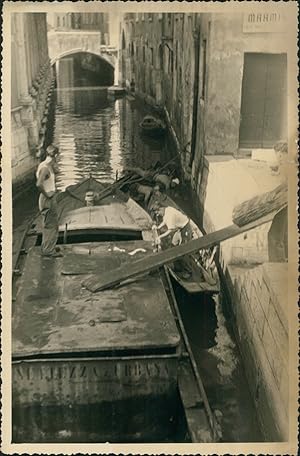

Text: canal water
xmin=13 ymin=80 xmax=263 ymax=441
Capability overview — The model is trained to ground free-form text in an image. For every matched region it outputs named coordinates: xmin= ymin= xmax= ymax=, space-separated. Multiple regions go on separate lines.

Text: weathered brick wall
xmin=11 ymin=109 xmax=37 ymax=195
xmin=199 ymin=156 xmax=289 ymax=440
xmin=227 ymin=263 xmax=288 ymax=440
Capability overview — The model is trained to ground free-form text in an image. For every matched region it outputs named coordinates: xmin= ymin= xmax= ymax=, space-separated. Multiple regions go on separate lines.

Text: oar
xmin=94 ymin=173 xmax=142 ymax=203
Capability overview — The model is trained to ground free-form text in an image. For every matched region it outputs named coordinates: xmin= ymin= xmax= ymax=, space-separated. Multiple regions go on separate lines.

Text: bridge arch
xmin=52 ymin=50 xmax=115 ymax=87
xmin=51 ymin=49 xmax=115 ymax=69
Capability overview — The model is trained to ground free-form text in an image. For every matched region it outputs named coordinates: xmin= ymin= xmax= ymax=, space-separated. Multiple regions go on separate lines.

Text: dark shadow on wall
xmin=57 ymin=52 xmax=114 ymax=88
xmin=268 ymin=206 xmax=288 ymax=262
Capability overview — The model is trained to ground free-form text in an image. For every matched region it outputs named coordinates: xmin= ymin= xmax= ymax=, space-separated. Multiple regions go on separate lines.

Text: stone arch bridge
xmin=48 ymin=30 xmax=118 ymax=82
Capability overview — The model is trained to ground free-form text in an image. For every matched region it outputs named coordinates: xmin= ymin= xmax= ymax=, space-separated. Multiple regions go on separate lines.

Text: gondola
xmin=139 ymin=115 xmax=166 ymax=137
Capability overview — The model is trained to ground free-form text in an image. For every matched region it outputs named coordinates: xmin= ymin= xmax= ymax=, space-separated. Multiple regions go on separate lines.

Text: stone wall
xmin=11 ymin=108 xmax=37 ymax=194
xmin=198 ymin=155 xmax=289 ymax=440
xmin=226 ymin=263 xmax=288 ymax=440
xmin=11 ymin=13 xmax=53 ymax=196
xmin=170 ymin=14 xmax=196 ymax=175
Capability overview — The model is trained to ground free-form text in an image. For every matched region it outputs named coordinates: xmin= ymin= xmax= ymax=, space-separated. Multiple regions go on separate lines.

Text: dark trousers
xmin=39 ymin=194 xmax=59 ymax=256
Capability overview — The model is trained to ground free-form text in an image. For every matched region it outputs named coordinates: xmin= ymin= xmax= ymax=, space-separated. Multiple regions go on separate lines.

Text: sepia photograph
xmin=1 ymin=1 xmax=298 ymax=454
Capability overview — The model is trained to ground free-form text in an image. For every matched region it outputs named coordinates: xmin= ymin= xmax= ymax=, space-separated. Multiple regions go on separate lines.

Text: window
xmin=168 ymin=48 xmax=173 ymax=74
xmin=159 ymin=45 xmax=164 ymax=68
xmin=201 ymin=39 xmax=207 ymax=99
xmin=121 ymin=31 xmax=126 ymax=50
xmin=143 ymin=46 xmax=146 ymax=63
xmin=150 ymin=47 xmax=154 ymax=65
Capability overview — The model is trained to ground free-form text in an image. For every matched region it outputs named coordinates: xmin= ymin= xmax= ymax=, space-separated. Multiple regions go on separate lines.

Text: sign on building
xmin=243 ymin=12 xmax=286 ymax=33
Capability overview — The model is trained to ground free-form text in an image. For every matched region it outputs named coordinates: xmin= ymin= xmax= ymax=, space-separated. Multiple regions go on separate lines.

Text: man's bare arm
xmin=158 ymin=229 xmax=171 ymax=240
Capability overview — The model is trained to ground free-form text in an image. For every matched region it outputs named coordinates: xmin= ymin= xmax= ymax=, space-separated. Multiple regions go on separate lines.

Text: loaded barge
xmin=12 ymin=176 xmax=219 ymax=443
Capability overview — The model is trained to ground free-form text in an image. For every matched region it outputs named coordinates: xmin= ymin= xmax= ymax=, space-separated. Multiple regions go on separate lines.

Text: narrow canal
xmin=13 ymin=65 xmax=263 ymax=442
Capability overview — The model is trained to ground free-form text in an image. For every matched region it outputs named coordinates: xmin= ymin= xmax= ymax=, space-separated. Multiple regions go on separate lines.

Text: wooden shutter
xmin=239 ymin=53 xmax=287 ymax=149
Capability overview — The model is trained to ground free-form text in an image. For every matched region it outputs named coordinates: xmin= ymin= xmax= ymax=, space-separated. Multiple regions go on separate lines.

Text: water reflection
xmin=52 ymin=88 xmax=169 ymax=191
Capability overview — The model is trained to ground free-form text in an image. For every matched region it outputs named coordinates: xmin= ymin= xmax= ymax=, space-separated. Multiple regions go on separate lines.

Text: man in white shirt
xmin=36 ymin=145 xmax=62 ymax=258
xmin=156 ymin=206 xmax=190 ymax=246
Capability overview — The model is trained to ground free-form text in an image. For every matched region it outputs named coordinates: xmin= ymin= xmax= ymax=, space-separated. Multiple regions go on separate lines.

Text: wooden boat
xmin=107 ymin=85 xmax=126 ymax=98
xmin=139 ymin=115 xmax=166 ymax=137
xmin=12 ymin=176 xmax=217 ymax=443
xmin=141 ymin=190 xmax=220 ymax=295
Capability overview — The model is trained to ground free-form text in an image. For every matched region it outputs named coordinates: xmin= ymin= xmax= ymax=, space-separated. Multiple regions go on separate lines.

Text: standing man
xmin=36 ymin=144 xmax=62 ymax=258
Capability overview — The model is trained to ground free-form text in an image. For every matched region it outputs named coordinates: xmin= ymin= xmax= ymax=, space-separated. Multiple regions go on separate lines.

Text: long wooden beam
xmin=232 ymin=182 xmax=287 ymax=227
xmin=82 ymin=212 xmax=276 ymax=292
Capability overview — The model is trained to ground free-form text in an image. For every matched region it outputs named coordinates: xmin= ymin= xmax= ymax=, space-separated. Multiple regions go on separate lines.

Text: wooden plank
xmin=232 ymin=182 xmax=287 ymax=227
xmin=13 ymin=215 xmax=38 ymax=272
xmin=62 ymin=253 xmax=122 ymax=275
xmin=178 ymin=355 xmax=203 ymax=409
xmin=82 ymin=212 xmax=275 ymax=292
xmin=13 ymin=245 xmax=180 ymax=357
xmin=164 ymin=268 xmax=219 ymax=441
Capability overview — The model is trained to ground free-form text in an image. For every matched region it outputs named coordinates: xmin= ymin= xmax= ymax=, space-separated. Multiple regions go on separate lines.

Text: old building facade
xmin=120 ymin=11 xmax=288 ymax=181
xmin=47 ymin=12 xmax=110 ymax=44
xmin=11 ymin=13 xmax=53 ymax=195
xmin=120 ymin=13 xmax=200 ymax=176
xmin=192 ymin=11 xmax=288 ymax=197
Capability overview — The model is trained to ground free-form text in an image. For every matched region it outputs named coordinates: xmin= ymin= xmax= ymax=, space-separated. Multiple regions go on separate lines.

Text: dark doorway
xmin=239 ymin=53 xmax=287 ymax=149
xmin=268 ymin=206 xmax=288 ymax=262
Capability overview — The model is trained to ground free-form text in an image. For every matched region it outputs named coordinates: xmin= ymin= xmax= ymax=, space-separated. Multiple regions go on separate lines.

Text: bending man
xmin=155 ymin=205 xmax=191 ymax=247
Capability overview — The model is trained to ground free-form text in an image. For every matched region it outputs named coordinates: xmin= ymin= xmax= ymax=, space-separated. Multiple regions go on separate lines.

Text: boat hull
xmin=168 ymin=266 xmax=220 ymax=295
xmin=139 ymin=115 xmax=166 ymax=137
xmin=107 ymin=86 xmax=126 ymax=97
xmin=140 ymin=126 xmax=166 ymax=138
xmin=12 ymin=355 xmax=179 ymax=442
xmin=12 ymin=177 xmax=182 ymax=442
